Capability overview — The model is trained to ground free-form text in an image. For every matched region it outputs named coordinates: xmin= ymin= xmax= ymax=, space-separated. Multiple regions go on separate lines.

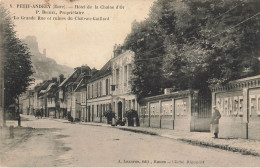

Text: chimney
xmin=59 ymin=74 xmax=65 ymax=84
xmin=74 ymin=67 xmax=81 ymax=76
xmin=81 ymin=65 xmax=86 ymax=73
xmin=113 ymin=44 xmax=122 ymax=57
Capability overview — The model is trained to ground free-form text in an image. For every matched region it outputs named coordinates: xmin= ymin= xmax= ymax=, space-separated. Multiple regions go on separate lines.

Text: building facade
xmin=58 ymin=66 xmax=92 ymax=121
xmin=86 ymin=61 xmax=112 ymax=123
xmin=111 ymin=49 xmax=138 ymax=121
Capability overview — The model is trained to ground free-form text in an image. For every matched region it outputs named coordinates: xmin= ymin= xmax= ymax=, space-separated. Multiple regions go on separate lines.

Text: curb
xmin=118 ymin=127 xmax=158 ymax=136
xmin=178 ymin=138 xmax=260 ymax=157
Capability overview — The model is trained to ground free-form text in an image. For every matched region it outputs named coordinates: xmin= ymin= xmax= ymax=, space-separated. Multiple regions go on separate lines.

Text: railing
xmin=192 ymin=94 xmax=212 ymax=118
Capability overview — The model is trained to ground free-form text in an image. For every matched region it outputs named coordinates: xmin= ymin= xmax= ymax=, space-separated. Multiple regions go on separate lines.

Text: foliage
xmin=123 ymin=19 xmax=172 ymax=101
xmin=123 ymin=0 xmax=260 ymax=98
xmin=104 ymin=110 xmax=115 ymax=119
xmin=0 ymin=4 xmax=34 ymax=107
xmin=125 ymin=109 xmax=138 ymax=119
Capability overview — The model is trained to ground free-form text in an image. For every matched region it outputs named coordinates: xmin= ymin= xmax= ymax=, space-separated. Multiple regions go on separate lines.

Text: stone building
xmin=85 ymin=45 xmax=138 ymax=123
xmin=111 ymin=46 xmax=138 ymax=121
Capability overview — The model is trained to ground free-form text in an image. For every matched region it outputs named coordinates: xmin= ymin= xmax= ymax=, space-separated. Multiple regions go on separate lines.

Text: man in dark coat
xmin=211 ymin=106 xmax=221 ymax=138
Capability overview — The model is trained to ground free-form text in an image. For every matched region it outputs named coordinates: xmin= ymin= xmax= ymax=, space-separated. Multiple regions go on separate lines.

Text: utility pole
xmin=0 ymin=24 xmax=5 ymax=127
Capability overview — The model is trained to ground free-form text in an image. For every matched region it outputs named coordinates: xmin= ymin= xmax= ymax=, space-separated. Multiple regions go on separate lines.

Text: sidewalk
xmin=19 ymin=115 xmax=260 ymax=157
xmin=73 ymin=119 xmax=260 ymax=157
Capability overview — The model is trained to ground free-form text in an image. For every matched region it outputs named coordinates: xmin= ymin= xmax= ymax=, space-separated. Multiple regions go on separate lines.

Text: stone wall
xmin=139 ymin=90 xmax=210 ymax=131
xmin=211 ymin=75 xmax=260 ymax=140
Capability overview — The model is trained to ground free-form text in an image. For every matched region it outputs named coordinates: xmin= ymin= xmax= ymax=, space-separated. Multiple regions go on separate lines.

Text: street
xmin=1 ymin=115 xmax=260 ymax=167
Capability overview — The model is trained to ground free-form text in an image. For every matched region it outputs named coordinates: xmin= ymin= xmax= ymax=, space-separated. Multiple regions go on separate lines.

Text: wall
xmin=174 ymin=98 xmax=190 ymax=131
xmin=211 ymin=75 xmax=260 ymax=140
xmin=215 ymin=90 xmax=245 ymax=138
xmin=139 ymin=90 xmax=203 ymax=131
xmin=190 ymin=117 xmax=211 ymax=132
xmin=248 ymin=88 xmax=260 ymax=140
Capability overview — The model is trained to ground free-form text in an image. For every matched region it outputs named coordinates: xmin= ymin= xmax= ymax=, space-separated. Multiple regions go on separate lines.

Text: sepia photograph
xmin=0 ymin=0 xmax=260 ymax=167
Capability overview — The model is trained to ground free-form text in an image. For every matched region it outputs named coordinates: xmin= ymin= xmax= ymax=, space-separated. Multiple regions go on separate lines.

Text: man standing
xmin=211 ymin=106 xmax=221 ymax=138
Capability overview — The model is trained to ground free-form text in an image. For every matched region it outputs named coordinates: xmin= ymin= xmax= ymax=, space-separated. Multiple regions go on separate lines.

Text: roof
xmin=111 ymin=50 xmax=134 ymax=61
xmin=35 ymin=80 xmax=52 ymax=93
xmin=74 ymin=78 xmax=84 ymax=92
xmin=46 ymin=83 xmax=56 ymax=92
xmin=59 ymin=70 xmax=77 ymax=87
xmin=88 ymin=60 xmax=112 ymax=83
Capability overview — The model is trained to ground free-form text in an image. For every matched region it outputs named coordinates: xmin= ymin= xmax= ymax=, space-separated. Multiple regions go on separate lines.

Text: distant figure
xmin=40 ymin=108 xmax=43 ymax=118
xmin=35 ymin=110 xmax=40 ymax=119
xmin=68 ymin=113 xmax=73 ymax=122
xmin=211 ymin=106 xmax=221 ymax=138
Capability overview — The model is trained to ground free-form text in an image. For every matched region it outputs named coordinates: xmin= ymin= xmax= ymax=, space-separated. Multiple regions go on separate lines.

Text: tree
xmin=197 ymin=0 xmax=260 ymax=85
xmin=124 ymin=0 xmax=260 ymax=100
xmin=123 ymin=19 xmax=171 ymax=101
xmin=158 ymin=0 xmax=260 ymax=90
xmin=0 ymin=4 xmax=34 ymax=109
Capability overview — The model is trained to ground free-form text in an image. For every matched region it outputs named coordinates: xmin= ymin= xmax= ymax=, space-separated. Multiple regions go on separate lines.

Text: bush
xmin=125 ymin=109 xmax=139 ymax=126
xmin=125 ymin=109 xmax=138 ymax=119
xmin=104 ymin=110 xmax=115 ymax=124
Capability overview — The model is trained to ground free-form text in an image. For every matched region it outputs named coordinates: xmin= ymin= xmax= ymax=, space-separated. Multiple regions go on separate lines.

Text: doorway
xmin=118 ymin=101 xmax=122 ymax=121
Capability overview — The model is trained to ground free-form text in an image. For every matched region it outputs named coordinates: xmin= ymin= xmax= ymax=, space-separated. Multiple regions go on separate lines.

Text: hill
xmin=22 ymin=36 xmax=74 ymax=81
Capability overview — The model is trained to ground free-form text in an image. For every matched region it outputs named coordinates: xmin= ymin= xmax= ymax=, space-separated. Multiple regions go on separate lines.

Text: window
xmin=91 ymin=84 xmax=94 ymax=98
xmin=128 ymin=100 xmax=131 ymax=109
xmin=97 ymin=105 xmax=99 ymax=117
xmin=88 ymin=86 xmax=90 ymax=99
xmin=106 ymin=79 xmax=109 ymax=95
xmin=108 ymin=78 xmax=110 ymax=94
xmin=233 ymin=97 xmax=238 ymax=115
xmin=239 ymin=96 xmax=243 ymax=115
xmin=133 ymin=99 xmax=135 ymax=110
xmin=128 ymin=64 xmax=132 ymax=84
xmin=96 ymin=82 xmax=99 ymax=97
xmin=116 ymin=68 xmax=119 ymax=86
xmin=124 ymin=65 xmax=127 ymax=86
xmin=99 ymin=81 xmax=102 ymax=96
xmin=109 ymin=103 xmax=112 ymax=110
xmin=82 ymin=92 xmax=86 ymax=103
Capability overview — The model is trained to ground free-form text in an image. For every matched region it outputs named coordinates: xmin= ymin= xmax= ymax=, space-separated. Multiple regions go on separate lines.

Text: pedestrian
xmin=211 ymin=106 xmax=221 ymax=138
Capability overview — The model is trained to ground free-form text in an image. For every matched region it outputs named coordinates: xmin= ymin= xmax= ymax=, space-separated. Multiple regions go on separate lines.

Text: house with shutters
xmin=110 ymin=45 xmax=138 ymax=121
xmin=86 ymin=60 xmax=112 ymax=123
xmin=85 ymin=45 xmax=139 ymax=123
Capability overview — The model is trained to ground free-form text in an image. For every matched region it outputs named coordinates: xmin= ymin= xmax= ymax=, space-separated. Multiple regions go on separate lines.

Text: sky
xmin=2 ymin=0 xmax=155 ymax=69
